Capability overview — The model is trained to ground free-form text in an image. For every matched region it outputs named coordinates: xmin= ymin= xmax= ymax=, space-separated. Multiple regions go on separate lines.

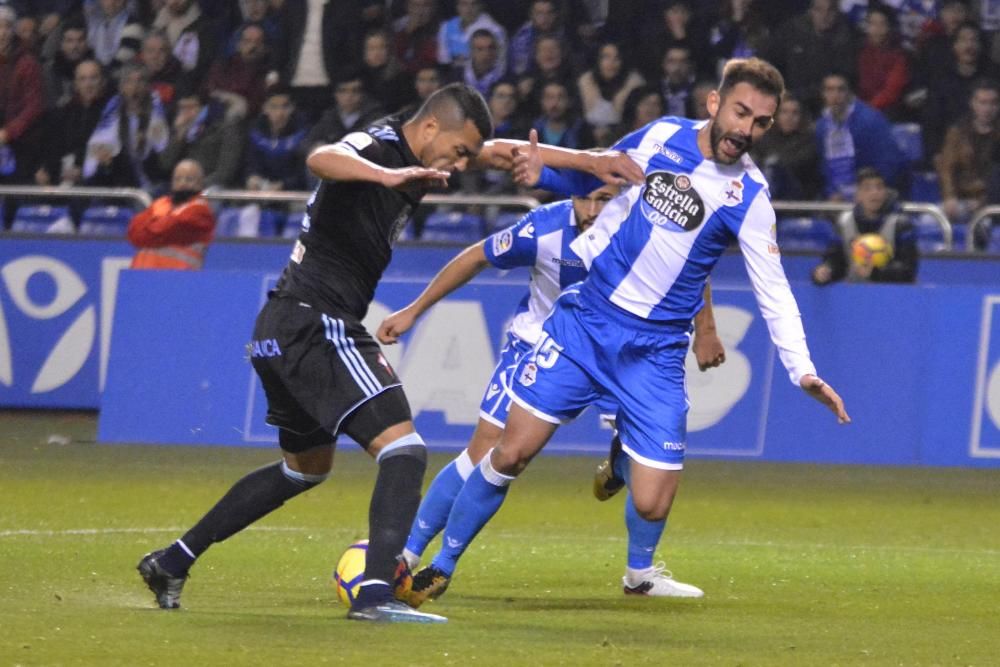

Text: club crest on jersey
xmin=642 ymin=171 xmax=706 ymax=231
xmin=721 ymin=179 xmax=744 ymax=206
xmin=493 ymin=229 xmax=514 ymax=255
xmin=518 ymin=362 xmax=538 ymax=387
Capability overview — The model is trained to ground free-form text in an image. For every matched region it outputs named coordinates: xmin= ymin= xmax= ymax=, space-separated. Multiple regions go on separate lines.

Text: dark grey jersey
xmin=274 ymin=115 xmax=430 ymax=319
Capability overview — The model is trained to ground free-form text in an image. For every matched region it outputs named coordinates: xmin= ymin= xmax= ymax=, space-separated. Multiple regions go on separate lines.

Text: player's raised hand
xmin=693 ymin=330 xmax=726 ymax=371
xmin=800 ymin=374 xmax=851 ymax=424
xmin=511 ymin=129 xmax=544 ymax=187
xmin=381 ymin=166 xmax=452 ymax=190
xmin=376 ymin=308 xmax=418 ymax=345
xmin=587 ymin=149 xmax=645 ymax=187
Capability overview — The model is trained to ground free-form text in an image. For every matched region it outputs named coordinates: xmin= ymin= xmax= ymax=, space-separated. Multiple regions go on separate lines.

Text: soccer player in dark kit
xmin=137 ymin=83 xmax=493 ymax=624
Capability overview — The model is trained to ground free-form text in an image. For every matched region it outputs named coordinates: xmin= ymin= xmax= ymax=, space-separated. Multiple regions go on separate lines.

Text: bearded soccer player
xmin=403 ymin=58 xmax=850 ymax=604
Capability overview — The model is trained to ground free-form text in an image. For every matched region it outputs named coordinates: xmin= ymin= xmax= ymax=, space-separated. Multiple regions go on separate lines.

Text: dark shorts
xmin=250 ymin=295 xmax=412 ymax=449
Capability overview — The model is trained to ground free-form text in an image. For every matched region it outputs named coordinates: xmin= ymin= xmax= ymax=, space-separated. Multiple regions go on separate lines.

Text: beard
xmin=710 ymin=121 xmax=752 ymax=165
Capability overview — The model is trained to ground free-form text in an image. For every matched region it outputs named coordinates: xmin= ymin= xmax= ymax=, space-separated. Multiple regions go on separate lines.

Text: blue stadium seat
xmin=908 ymin=171 xmax=941 ymax=203
xmin=283 ymin=211 xmax=306 ymax=238
xmin=11 ymin=205 xmax=74 ymax=233
xmin=776 ymin=217 xmax=837 ymax=251
xmin=988 ymin=223 xmax=1000 ymax=253
xmin=891 ymin=123 xmax=924 ymax=165
xmin=911 ymin=214 xmax=948 ymax=253
xmin=420 ymin=211 xmax=485 ymax=243
xmin=951 ymin=223 xmax=967 ymax=251
xmin=487 ymin=211 xmax=523 ymax=233
xmin=78 ymin=206 xmax=134 ymax=235
xmin=216 ymin=206 xmax=283 ymax=237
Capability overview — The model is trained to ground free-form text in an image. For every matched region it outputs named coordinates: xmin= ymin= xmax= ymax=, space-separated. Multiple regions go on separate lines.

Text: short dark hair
xmin=855 ymin=167 xmax=884 ymax=185
xmin=971 ymin=78 xmax=1000 ymax=98
xmin=718 ymin=57 xmax=785 ymax=104
xmin=415 ymin=82 xmax=494 ymax=140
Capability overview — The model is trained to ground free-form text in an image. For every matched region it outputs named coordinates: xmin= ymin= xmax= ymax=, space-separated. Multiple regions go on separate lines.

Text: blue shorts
xmin=481 ymin=331 xmax=618 ymax=428
xmin=509 ymin=288 xmax=690 ymax=470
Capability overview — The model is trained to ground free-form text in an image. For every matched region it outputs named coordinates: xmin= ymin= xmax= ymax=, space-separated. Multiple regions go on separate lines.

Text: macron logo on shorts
xmin=662 ymin=440 xmax=686 ymax=451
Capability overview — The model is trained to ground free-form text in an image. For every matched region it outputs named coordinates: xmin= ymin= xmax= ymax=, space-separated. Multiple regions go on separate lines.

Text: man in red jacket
xmin=127 ymin=159 xmax=216 ymax=269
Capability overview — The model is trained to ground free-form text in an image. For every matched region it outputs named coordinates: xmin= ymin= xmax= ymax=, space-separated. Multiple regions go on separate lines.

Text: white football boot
xmin=623 ymin=562 xmax=704 ymax=598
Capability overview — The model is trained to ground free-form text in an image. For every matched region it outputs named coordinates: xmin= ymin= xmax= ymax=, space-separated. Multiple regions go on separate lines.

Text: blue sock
xmin=430 ymin=453 xmax=514 ymax=576
xmin=625 ymin=491 xmax=666 ymax=570
xmin=405 ymin=450 xmax=475 ymax=559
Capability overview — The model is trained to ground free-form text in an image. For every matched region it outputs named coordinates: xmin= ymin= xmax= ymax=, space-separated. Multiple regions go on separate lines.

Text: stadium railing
xmin=0 ymin=185 xmax=152 ymax=235
xmin=966 ymin=206 xmax=1000 ymax=253
xmin=772 ymin=200 xmax=953 ymax=251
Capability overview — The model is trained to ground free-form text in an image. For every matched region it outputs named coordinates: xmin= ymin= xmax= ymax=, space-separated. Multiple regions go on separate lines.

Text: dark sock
xmin=158 ymin=461 xmax=321 ymax=575
xmin=358 ymin=448 xmax=427 ymax=604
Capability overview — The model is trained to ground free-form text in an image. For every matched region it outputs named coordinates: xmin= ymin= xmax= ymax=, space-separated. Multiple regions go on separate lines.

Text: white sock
xmin=625 ymin=566 xmax=654 ymax=587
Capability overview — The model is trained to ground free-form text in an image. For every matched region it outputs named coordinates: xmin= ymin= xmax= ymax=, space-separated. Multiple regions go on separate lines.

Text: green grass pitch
xmin=2 ymin=411 xmax=999 ymax=666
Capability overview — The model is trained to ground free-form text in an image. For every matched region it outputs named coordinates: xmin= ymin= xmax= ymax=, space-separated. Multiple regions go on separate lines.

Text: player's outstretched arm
xmin=377 ymin=241 xmax=491 ymax=345
xmin=693 ymin=282 xmax=726 ymax=371
xmin=306 ymin=145 xmax=451 ymax=189
xmin=800 ymin=375 xmax=851 ymax=424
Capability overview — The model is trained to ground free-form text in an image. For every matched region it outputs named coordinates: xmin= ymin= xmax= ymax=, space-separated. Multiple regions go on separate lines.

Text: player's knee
xmin=376 ymin=431 xmax=427 ymax=466
xmin=280 ymin=459 xmax=330 ymax=488
xmin=631 ymin=495 xmax=670 ymax=522
xmin=490 ymin=444 xmax=531 ymax=476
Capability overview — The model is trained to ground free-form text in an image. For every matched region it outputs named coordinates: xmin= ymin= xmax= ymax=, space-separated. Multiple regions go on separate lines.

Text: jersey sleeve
xmin=737 ymin=190 xmax=817 ymax=386
xmin=483 ymin=210 xmax=539 ymax=269
xmin=334 ymin=130 xmax=390 ymax=165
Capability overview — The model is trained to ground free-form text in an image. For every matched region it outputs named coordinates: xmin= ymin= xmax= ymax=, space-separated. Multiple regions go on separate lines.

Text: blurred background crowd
xmin=2 ymin=0 xmax=1000 ymax=251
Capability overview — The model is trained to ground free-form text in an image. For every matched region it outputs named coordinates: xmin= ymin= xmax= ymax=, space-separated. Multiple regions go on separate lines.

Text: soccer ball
xmin=331 ymin=539 xmax=413 ymax=607
xmin=850 ymin=233 xmax=892 ymax=268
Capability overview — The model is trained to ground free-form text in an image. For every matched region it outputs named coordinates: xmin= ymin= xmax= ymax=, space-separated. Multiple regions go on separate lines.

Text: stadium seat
xmin=487 ymin=211 xmax=523 ymax=233
xmin=283 ymin=211 xmax=306 ymax=238
xmin=216 ymin=206 xmax=283 ymax=238
xmin=988 ymin=223 xmax=1000 ymax=253
xmin=908 ymin=171 xmax=941 ymax=203
xmin=891 ymin=123 xmax=924 ymax=165
xmin=776 ymin=217 xmax=837 ymax=251
xmin=11 ymin=205 xmax=74 ymax=233
xmin=911 ymin=214 xmax=949 ymax=253
xmin=951 ymin=223 xmax=967 ymax=251
xmin=420 ymin=211 xmax=486 ymax=243
xmin=78 ymin=205 xmax=134 ymax=236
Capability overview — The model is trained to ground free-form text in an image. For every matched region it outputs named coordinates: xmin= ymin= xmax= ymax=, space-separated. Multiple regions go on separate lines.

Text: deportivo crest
xmin=641 ymin=171 xmax=706 ymax=231
xmin=721 ymin=179 xmax=744 ymax=206
xmin=518 ymin=362 xmax=538 ymax=386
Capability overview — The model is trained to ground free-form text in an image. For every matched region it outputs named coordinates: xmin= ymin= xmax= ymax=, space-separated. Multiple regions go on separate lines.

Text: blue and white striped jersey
xmin=571 ymin=116 xmax=816 ymax=384
xmin=483 ymin=200 xmax=587 ymax=345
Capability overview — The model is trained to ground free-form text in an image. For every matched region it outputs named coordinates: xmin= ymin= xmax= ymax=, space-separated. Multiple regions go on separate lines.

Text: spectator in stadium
xmin=516 ymin=34 xmax=576 ymax=117
xmin=158 ymin=87 xmax=244 ymax=189
xmin=223 ymin=0 xmax=285 ymax=64
xmin=923 ymin=22 xmax=997 ymax=159
xmin=127 ymin=158 xmax=216 ymax=270
xmin=203 ymin=22 xmax=272 ymax=121
xmin=764 ymin=0 xmax=857 ymax=111
xmin=750 ymin=91 xmax=821 ymax=200
xmin=139 ymin=31 xmax=186 ymax=110
xmin=709 ymin=0 xmax=770 ymax=76
xmin=462 ymin=28 xmax=507 ymax=97
xmin=532 ymin=79 xmax=594 ymax=150
xmin=303 ymin=72 xmax=384 ymax=153
xmin=42 ymin=20 xmax=93 ymax=109
xmin=82 ymin=63 xmax=170 ymax=191
xmin=455 ymin=78 xmax=526 ymax=196
xmin=815 ymin=72 xmax=907 ymax=200
xmin=638 ymin=0 xmax=710 ymax=80
xmin=438 ymin=0 xmax=507 ymax=73
xmin=577 ymin=41 xmax=645 ymax=147
xmin=616 ymin=84 xmax=664 ymax=136
xmin=936 ymin=78 xmax=1000 ymax=226
xmin=508 ymin=0 xmax=564 ymax=78
xmin=396 ymin=64 xmax=446 ymax=118
xmin=83 ymin=0 xmax=144 ymax=71
xmin=360 ymin=28 xmax=413 ymax=115
xmin=857 ymin=4 xmax=910 ymax=120
xmin=245 ymin=85 xmax=310 ymax=192
xmin=916 ymin=0 xmax=969 ymax=84
xmin=14 ymin=12 xmax=39 ymax=55
xmin=659 ymin=45 xmax=696 ymax=118
xmin=151 ymin=0 xmax=216 ymax=82
xmin=281 ymin=0 xmax=363 ymax=123
xmin=392 ymin=0 xmax=440 ymax=75
xmin=691 ymin=80 xmax=716 ymax=120
xmin=35 ymin=59 xmax=109 ymax=188
xmin=0 ymin=6 xmax=46 ymax=185
xmin=812 ymin=167 xmax=918 ymax=285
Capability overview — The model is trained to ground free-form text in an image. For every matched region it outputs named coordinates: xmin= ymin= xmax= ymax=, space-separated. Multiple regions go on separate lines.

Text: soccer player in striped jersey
xmin=406 ymin=58 xmax=850 ymax=603
xmin=376 ymin=185 xmax=726 ymax=604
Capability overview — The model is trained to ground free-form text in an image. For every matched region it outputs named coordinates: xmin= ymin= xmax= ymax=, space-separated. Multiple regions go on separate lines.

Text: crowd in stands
xmin=1 ymin=0 xmax=1000 ymax=250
